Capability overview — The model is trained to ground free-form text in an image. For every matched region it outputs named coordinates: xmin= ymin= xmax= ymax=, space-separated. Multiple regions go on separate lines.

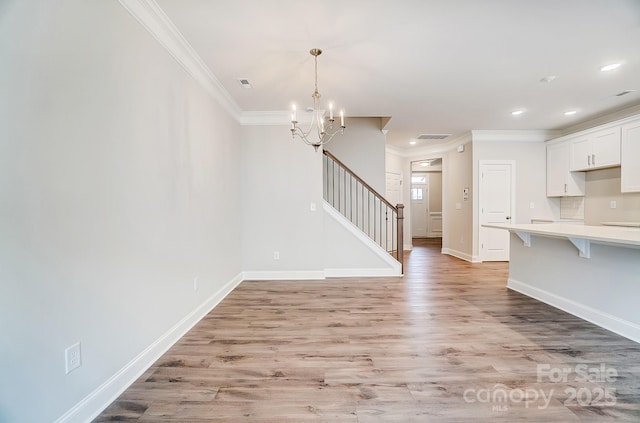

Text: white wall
xmin=400 ymin=132 xmax=555 ymax=262
xmin=428 ymin=172 xmax=443 ymax=213
xmin=442 ymin=141 xmax=474 ymax=260
xmin=241 ymin=125 xmax=324 ymax=276
xmin=323 ymin=205 xmax=400 ymax=276
xmin=385 ymin=148 xmax=412 ymax=250
xmin=471 ymin=134 xmax=559 ymax=259
xmin=0 ymin=1 xmax=242 ymax=422
xmin=327 ymin=117 xmax=386 ymax=194
xmin=584 ymin=167 xmax=640 ymax=225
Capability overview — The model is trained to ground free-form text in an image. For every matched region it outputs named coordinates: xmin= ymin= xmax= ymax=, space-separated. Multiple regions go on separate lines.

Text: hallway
xmin=95 ymin=240 xmax=640 ymax=422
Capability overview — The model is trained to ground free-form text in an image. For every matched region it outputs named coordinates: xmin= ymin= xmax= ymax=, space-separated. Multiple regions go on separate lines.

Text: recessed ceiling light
xmin=409 ymin=141 xmax=417 ymax=145
xmin=540 ymin=75 xmax=557 ymax=83
xmin=600 ymin=63 xmax=622 ymax=72
xmin=511 ymin=110 xmax=525 ymax=116
xmin=564 ymin=110 xmax=578 ymax=116
xmin=420 ymin=162 xmax=430 ymax=167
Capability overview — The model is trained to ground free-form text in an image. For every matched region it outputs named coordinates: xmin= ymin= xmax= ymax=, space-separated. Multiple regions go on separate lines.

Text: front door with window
xmin=411 ymin=175 xmax=428 ymax=237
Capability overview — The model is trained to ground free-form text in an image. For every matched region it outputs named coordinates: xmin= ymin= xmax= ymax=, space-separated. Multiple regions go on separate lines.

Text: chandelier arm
xmin=290 ymin=47 xmax=345 ymax=150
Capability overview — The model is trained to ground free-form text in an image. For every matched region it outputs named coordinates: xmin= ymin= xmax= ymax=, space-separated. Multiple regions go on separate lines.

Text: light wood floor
xmin=95 ymin=238 xmax=640 ymax=422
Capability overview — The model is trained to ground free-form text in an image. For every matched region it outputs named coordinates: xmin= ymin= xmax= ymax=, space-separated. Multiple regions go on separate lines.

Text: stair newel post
xmin=396 ymin=204 xmax=404 ymax=273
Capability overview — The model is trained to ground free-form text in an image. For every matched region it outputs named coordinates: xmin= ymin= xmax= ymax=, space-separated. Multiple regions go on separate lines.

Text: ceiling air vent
xmin=417 ymin=134 xmax=450 ymax=140
xmin=237 ymin=78 xmax=253 ymax=89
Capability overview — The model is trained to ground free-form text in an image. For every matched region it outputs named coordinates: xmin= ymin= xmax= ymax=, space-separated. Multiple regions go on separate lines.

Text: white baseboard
xmin=508 ymin=278 xmax=640 ymax=344
xmin=325 ymin=268 xmax=402 ymax=277
xmin=404 ymin=243 xmax=413 ymax=251
xmin=55 ymin=272 xmax=244 ymax=423
xmin=242 ymin=270 xmax=326 ymax=281
xmin=441 ymin=247 xmax=480 ymax=263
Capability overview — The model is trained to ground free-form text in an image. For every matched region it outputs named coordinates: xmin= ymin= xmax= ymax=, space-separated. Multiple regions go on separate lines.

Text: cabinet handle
xmin=588 ymin=154 xmax=591 ymax=166
xmin=564 ymin=183 xmax=567 ymax=193
xmin=592 ymin=154 xmax=595 ymax=165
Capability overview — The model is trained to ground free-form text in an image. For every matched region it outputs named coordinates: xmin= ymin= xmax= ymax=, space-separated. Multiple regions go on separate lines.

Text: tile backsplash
xmin=560 ymin=197 xmax=585 ymax=220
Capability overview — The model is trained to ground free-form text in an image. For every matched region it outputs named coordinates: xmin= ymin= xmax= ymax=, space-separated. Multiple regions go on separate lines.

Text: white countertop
xmin=602 ymin=221 xmax=640 ymax=228
xmin=483 ymin=223 xmax=640 ymax=247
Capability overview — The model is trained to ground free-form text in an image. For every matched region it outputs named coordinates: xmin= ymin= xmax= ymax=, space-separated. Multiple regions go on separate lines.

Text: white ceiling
xmin=154 ymin=0 xmax=640 ymax=150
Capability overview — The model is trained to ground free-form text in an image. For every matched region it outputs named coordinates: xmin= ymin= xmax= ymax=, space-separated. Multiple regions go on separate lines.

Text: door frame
xmin=478 ymin=160 xmax=516 ymax=262
xmin=410 ymin=176 xmax=429 ymax=238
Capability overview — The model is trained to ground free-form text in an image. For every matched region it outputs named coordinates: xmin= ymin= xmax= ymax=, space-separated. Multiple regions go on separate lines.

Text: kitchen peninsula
xmin=485 ymin=223 xmax=640 ymax=344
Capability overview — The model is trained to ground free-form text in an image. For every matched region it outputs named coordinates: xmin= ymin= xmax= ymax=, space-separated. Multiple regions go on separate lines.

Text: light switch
xmin=310 ymin=202 xmax=317 ymax=212
xmin=456 ymin=203 xmax=462 ymax=210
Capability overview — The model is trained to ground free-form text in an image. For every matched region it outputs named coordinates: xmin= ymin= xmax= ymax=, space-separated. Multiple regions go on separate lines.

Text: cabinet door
xmin=570 ymin=136 xmax=592 ymax=171
xmin=591 ymin=127 xmax=621 ymax=169
xmin=547 ymin=142 xmax=585 ymax=197
xmin=621 ymin=121 xmax=640 ymax=192
xmin=547 ymin=143 xmax=567 ymax=196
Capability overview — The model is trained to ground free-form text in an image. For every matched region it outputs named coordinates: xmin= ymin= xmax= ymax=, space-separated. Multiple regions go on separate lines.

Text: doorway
xmin=411 ymin=159 xmax=443 ymax=240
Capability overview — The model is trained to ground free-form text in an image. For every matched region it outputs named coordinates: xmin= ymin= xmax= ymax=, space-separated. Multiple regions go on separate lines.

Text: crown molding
xmin=471 ymin=130 xmax=558 ymax=143
xmin=558 ymin=103 xmax=640 ymax=136
xmin=398 ymin=132 xmax=472 ymax=158
xmin=389 ymin=130 xmax=559 ymax=158
xmin=118 ymin=0 xmax=242 ymax=119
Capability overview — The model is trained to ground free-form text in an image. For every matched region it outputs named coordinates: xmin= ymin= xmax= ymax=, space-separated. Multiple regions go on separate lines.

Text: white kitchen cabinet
xmin=621 ymin=120 xmax=640 ymax=193
xmin=547 ymin=141 xmax=585 ymax=197
xmin=570 ymin=127 xmax=621 ymax=171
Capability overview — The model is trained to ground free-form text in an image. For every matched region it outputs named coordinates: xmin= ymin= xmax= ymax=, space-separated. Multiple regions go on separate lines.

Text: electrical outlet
xmin=273 ymin=251 xmax=280 ymax=260
xmin=610 ymin=200 xmax=617 ymax=209
xmin=530 ymin=202 xmax=535 ymax=209
xmin=65 ymin=342 xmax=82 ymax=374
xmin=193 ymin=276 xmax=199 ymax=291
xmin=310 ymin=202 xmax=317 ymax=212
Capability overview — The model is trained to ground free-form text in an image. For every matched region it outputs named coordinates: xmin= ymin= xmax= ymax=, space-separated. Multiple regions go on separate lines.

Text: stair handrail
xmin=323 ymin=149 xmax=404 ymax=271
xmin=324 ymin=150 xmax=396 ymax=211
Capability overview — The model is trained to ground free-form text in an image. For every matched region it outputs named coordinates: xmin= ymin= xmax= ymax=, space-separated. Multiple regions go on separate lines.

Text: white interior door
xmin=385 ymin=171 xmax=402 ymax=252
xmin=480 ymin=162 xmax=514 ymax=261
xmin=411 ymin=181 xmax=428 ymax=237
xmin=385 ymin=172 xmax=402 ymax=205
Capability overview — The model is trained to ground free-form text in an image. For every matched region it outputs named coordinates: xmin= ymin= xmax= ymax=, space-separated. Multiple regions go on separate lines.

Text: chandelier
xmin=290 ymin=48 xmax=345 ymax=151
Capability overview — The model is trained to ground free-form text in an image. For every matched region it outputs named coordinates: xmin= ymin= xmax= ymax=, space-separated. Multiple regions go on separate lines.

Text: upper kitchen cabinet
xmin=547 ymin=141 xmax=585 ymax=197
xmin=570 ymin=127 xmax=621 ymax=171
xmin=621 ymin=120 xmax=640 ymax=193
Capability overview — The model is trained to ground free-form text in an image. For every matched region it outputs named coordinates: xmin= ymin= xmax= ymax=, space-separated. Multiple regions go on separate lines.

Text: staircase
xmin=323 ymin=150 xmax=404 ymax=273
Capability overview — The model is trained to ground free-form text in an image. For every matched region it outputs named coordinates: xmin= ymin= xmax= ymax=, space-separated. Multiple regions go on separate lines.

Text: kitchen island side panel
xmin=507 ymin=233 xmax=640 ymax=343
